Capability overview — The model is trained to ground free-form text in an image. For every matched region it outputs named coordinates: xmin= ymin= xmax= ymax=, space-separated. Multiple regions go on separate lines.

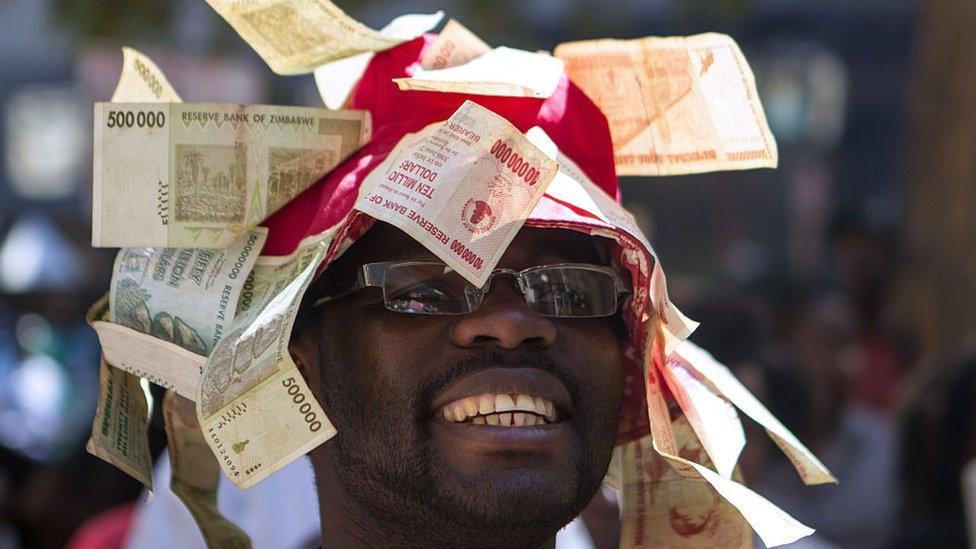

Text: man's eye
xmin=388 ymin=281 xmax=457 ymax=304
xmin=536 ymin=283 xmax=590 ymax=308
xmin=386 ymin=281 xmax=461 ymax=314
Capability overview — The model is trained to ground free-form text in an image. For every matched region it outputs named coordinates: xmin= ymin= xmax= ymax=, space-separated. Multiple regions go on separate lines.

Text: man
xmin=289 ymin=223 xmax=628 ymax=547
xmin=117 ymin=28 xmax=826 ymax=549
xmin=239 ymin=30 xmax=827 ymax=548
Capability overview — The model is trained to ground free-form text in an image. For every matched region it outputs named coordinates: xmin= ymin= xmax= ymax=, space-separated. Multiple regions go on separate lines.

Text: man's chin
xmin=425 ymin=413 xmax=602 ymax=525
xmin=430 ymin=472 xmax=584 ymax=539
xmin=326 ymin=421 xmax=606 ymax=547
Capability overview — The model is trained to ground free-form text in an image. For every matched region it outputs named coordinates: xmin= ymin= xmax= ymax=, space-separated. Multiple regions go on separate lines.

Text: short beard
xmin=311 ymin=327 xmax=616 ymax=548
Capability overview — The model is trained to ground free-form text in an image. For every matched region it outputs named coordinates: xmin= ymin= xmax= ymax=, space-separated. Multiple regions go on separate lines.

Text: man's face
xmin=295 ymin=222 xmax=625 ymax=546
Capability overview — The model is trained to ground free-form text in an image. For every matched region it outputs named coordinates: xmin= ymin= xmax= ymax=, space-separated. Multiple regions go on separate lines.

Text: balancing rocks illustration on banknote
xmin=85 ymin=2 xmax=834 ymax=548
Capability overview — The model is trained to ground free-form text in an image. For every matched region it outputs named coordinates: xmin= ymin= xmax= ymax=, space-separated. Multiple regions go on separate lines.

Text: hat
xmin=255 ymin=35 xmax=830 ymax=547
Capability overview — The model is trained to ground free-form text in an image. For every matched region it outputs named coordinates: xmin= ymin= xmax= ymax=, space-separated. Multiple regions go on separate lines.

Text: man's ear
xmin=289 ymin=333 xmax=320 ymax=399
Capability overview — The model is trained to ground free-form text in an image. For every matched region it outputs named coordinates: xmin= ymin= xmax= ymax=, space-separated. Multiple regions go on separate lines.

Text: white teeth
xmin=495 ymin=394 xmax=517 ymax=412
xmin=533 ymin=396 xmax=546 ymax=415
xmin=479 ymin=395 xmax=493 ymax=415
xmin=440 ymin=393 xmax=558 ymax=426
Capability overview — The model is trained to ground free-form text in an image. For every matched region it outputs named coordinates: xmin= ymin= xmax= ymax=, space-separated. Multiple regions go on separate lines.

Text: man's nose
xmin=449 ymin=280 xmax=557 ymax=350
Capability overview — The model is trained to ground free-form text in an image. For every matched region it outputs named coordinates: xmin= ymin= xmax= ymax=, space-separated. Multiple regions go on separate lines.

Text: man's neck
xmin=316 ymin=496 xmax=558 ymax=549
xmin=313 ymin=468 xmax=557 ymax=549
xmin=313 ymin=461 xmax=400 ymax=548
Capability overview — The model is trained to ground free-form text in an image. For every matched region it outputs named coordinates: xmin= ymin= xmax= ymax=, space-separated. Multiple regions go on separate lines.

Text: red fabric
xmin=260 ymin=35 xmax=651 ymax=445
xmin=852 ymin=333 xmax=903 ymax=411
xmin=262 ymin=35 xmax=618 ymax=256
xmin=66 ymin=503 xmax=136 ymax=549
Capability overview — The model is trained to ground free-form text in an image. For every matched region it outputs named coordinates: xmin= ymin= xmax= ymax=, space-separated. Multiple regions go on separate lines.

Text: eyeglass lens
xmin=381 ymin=263 xmax=619 ymax=317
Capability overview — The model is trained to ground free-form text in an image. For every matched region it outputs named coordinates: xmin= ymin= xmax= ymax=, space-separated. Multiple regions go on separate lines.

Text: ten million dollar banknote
xmin=92 ymin=102 xmax=371 ymax=249
xmin=555 ymin=33 xmax=777 ymax=176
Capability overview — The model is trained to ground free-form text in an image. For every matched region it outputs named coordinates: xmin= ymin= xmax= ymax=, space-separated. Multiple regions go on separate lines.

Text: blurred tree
xmin=898 ymin=0 xmax=976 ymax=359
xmin=52 ymin=0 xmax=172 ymax=41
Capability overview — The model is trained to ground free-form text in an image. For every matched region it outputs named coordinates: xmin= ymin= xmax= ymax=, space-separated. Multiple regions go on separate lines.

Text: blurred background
xmin=0 ymin=0 xmax=973 ymax=547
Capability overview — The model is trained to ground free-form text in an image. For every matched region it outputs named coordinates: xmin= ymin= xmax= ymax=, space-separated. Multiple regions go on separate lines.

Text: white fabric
xmin=556 ymin=517 xmax=595 ymax=549
xmin=124 ymin=454 xmax=320 ymax=549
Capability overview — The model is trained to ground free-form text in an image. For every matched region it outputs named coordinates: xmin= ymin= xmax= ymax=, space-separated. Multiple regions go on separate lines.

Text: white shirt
xmin=125 ymin=453 xmax=595 ymax=549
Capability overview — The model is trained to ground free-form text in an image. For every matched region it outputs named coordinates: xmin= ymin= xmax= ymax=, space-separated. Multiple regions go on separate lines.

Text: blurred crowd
xmin=6 ymin=199 xmax=976 ymax=549
xmin=3 ymin=0 xmax=973 ymax=548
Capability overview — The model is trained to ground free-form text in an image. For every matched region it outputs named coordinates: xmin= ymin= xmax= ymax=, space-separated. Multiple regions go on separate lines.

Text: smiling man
xmin=105 ymin=26 xmax=831 ymax=549
xmin=290 ymin=223 xmax=628 ymax=547
xmin=246 ymin=31 xmax=809 ymax=548
xmin=82 ymin=8 xmax=838 ymax=548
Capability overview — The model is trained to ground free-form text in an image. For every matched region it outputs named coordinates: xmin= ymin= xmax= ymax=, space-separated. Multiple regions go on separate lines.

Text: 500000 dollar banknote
xmin=111 ymin=47 xmax=182 ymax=103
xmin=555 ymin=33 xmax=777 ymax=176
xmin=93 ymin=102 xmax=370 ymax=248
xmin=85 ymin=48 xmax=179 ymax=490
xmin=198 ymin=229 xmax=339 ymax=488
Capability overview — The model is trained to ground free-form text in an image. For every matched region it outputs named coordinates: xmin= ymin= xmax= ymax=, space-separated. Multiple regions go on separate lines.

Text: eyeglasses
xmin=312 ymin=261 xmax=631 ymax=318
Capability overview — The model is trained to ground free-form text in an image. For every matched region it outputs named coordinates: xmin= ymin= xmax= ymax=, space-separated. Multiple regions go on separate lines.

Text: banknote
xmin=555 ymin=33 xmax=778 ymax=176
xmin=205 ymin=0 xmax=403 ymax=75
xmin=110 ymin=227 xmax=268 ymax=355
xmin=676 ymin=341 xmax=836 ymax=485
xmin=658 ymin=444 xmax=815 ymax=548
xmin=234 ymin=230 xmax=334 ymax=319
xmin=197 ymin=230 xmax=338 ymax=489
xmin=90 ymin=309 xmax=205 ymax=400
xmin=85 ymin=48 xmax=179 ymax=488
xmin=618 ymin=426 xmax=752 ymax=548
xmin=91 ymin=229 xmax=267 ymax=398
xmin=355 ymin=100 xmax=558 ymax=287
xmin=111 ymin=47 xmax=182 ymax=103
xmin=164 ymin=391 xmax=251 ymax=548
xmin=642 ymin=356 xmax=816 ymax=547
xmin=659 ymin=351 xmax=745 ymax=479
xmin=91 ymin=228 xmax=336 ymax=404
xmin=86 ymin=358 xmax=154 ymax=490
xmin=314 ymin=11 xmax=444 ymax=109
xmin=526 ymin=126 xmax=699 ymax=350
xmin=419 ymin=19 xmax=491 ymax=70
xmin=395 ymin=47 xmax=564 ymax=98
xmin=92 ymin=102 xmax=370 ymax=248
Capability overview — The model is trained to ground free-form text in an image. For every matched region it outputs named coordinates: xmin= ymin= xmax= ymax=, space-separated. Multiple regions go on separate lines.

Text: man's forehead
xmin=353 ymin=222 xmax=605 ymax=266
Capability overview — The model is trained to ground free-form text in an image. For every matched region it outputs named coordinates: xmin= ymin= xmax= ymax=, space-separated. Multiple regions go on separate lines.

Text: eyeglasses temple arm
xmin=311 ymin=263 xmax=385 ymax=309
